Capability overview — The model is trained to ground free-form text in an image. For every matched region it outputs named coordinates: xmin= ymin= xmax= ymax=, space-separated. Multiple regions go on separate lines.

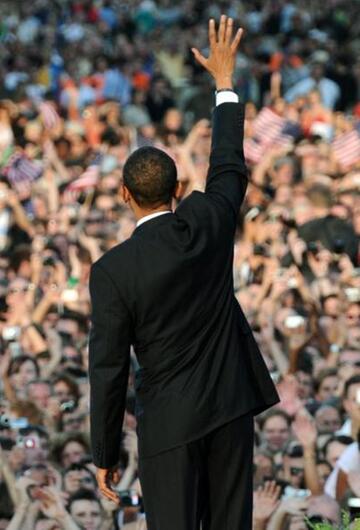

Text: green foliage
xmin=304 ymin=511 xmax=360 ymax=529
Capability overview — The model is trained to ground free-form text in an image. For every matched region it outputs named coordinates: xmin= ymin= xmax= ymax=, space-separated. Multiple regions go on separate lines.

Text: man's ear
xmin=174 ymin=181 xmax=183 ymax=200
xmin=122 ymin=183 xmax=131 ymax=204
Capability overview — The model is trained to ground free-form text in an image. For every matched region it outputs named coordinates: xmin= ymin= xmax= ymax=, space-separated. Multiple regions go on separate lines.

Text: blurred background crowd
xmin=0 ymin=0 xmax=359 ymax=529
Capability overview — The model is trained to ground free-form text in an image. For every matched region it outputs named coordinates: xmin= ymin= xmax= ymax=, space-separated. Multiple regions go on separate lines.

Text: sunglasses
xmin=8 ymin=286 xmax=28 ymax=294
xmin=339 ymin=360 xmax=360 ymax=367
xmin=290 ymin=466 xmax=304 ymax=476
xmin=306 ymin=515 xmax=334 ymax=526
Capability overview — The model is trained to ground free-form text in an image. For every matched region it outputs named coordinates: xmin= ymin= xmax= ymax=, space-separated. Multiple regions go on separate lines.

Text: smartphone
xmin=284 ymin=315 xmax=306 ymax=329
xmin=282 ymin=485 xmax=311 ymax=499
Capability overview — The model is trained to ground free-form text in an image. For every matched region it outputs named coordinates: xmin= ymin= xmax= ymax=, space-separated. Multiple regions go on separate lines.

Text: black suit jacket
xmin=88 ymin=102 xmax=280 ymax=468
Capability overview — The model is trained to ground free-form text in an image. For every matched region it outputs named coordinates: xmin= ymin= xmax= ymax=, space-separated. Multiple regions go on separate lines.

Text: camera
xmin=118 ymin=489 xmax=142 ymax=508
xmin=0 ymin=415 xmax=29 ymax=429
xmin=43 ymin=256 xmax=57 ymax=267
xmin=348 ymin=498 xmax=360 ymax=518
xmin=306 ymin=241 xmax=318 ymax=254
xmin=16 ymin=435 xmax=40 ymax=449
xmin=253 ymin=244 xmax=268 ymax=257
xmin=333 ymin=238 xmax=345 ymax=254
xmin=60 ymin=400 xmax=76 ymax=413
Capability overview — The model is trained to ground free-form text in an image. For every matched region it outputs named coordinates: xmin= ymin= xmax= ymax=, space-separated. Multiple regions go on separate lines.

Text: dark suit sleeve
xmin=205 ymin=102 xmax=248 ymax=224
xmin=88 ymin=261 xmax=132 ymax=468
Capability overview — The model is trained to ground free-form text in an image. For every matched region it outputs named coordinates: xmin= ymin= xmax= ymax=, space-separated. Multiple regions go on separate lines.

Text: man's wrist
xmin=215 ymin=76 xmax=233 ymax=91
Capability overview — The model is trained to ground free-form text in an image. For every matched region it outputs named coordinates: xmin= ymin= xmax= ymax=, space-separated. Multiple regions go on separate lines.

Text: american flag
xmin=332 ymin=129 xmax=360 ymax=169
xmin=244 ymin=107 xmax=293 ymax=164
xmin=38 ymin=101 xmax=61 ymax=130
xmin=64 ymin=154 xmax=102 ymax=201
xmin=244 ymin=138 xmax=264 ymax=164
xmin=2 ymin=152 xmax=42 ymax=196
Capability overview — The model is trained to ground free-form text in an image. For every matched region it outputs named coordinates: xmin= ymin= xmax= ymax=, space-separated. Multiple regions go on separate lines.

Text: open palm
xmin=192 ymin=15 xmax=243 ymax=90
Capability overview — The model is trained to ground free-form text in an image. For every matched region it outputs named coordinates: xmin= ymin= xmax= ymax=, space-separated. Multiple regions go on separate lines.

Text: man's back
xmin=89 ymin=103 xmax=279 ymax=463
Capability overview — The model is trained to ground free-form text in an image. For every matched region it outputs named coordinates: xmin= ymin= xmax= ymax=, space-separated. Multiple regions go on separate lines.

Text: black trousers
xmin=138 ymin=411 xmax=254 ymax=530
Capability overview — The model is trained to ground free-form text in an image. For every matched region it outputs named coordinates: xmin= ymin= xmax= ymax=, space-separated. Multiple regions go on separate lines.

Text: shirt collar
xmin=136 ymin=210 xmax=172 ymax=227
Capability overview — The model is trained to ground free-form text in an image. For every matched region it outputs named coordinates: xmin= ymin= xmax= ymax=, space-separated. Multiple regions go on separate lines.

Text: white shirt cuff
xmin=215 ymin=91 xmax=239 ymax=106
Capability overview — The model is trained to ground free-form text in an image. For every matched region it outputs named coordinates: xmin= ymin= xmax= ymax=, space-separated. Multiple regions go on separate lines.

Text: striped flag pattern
xmin=244 ymin=107 xmax=293 ymax=163
xmin=38 ymin=101 xmax=61 ymax=130
xmin=332 ymin=129 xmax=360 ymax=169
xmin=64 ymin=153 xmax=103 ymax=201
xmin=2 ymin=152 xmax=42 ymax=196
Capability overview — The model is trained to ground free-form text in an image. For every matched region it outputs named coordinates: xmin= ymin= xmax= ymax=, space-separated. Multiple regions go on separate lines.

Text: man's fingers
xmin=218 ymin=14 xmax=226 ymax=43
xmin=224 ymin=17 xmax=233 ymax=45
xmin=191 ymin=48 xmax=208 ymax=69
xmin=96 ymin=468 xmax=120 ymax=505
xmin=209 ymin=18 xmax=216 ymax=48
xmin=99 ymin=485 xmax=120 ymax=504
xmin=231 ymin=28 xmax=244 ymax=53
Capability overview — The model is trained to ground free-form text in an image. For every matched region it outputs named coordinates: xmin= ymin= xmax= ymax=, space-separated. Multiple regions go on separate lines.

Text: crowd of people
xmin=0 ymin=0 xmax=359 ymax=529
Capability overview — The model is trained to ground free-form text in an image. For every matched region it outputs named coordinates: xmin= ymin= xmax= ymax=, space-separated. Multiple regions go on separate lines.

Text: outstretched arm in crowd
xmin=6 ymin=188 xmax=34 ymax=238
xmin=0 ymin=444 xmax=17 ymax=507
xmin=0 ymin=351 xmax=16 ymax=403
xmin=292 ymin=411 xmax=322 ymax=495
xmin=43 ymin=138 xmax=70 ymax=183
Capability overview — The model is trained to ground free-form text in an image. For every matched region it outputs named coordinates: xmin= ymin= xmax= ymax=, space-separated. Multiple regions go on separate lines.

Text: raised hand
xmin=191 ymin=15 xmax=243 ymax=90
xmin=253 ymin=480 xmax=281 ymax=524
xmin=292 ymin=409 xmax=317 ymax=449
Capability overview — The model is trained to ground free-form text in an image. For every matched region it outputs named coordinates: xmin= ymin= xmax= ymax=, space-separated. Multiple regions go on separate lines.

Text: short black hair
xmin=323 ymin=434 xmax=353 ymax=459
xmin=344 ymin=374 xmax=360 ymax=398
xmin=123 ymin=146 xmax=177 ymax=207
xmin=67 ymin=488 xmax=101 ymax=512
xmin=257 ymin=408 xmax=292 ymax=430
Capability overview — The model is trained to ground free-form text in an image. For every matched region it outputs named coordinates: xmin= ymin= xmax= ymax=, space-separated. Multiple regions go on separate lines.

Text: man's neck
xmin=134 ymin=204 xmax=172 ymax=223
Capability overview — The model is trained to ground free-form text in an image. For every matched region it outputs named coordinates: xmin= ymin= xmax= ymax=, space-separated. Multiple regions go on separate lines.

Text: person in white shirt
xmin=324 ymin=440 xmax=360 ymax=500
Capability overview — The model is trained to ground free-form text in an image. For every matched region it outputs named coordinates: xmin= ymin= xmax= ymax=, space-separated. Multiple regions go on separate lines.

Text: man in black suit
xmin=88 ymin=15 xmax=280 ymax=530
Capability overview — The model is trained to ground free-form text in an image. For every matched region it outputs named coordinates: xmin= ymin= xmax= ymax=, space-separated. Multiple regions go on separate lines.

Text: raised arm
xmin=192 ymin=16 xmax=248 ymax=222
